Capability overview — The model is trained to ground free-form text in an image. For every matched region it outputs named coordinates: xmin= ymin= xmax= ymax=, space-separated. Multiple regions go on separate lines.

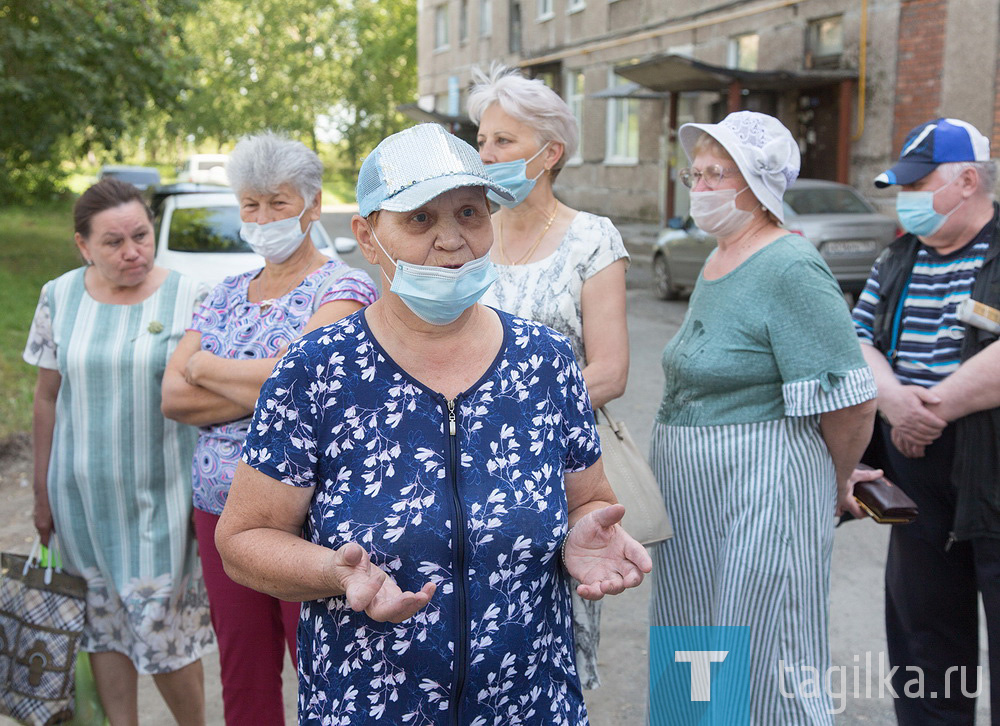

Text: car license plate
xmin=823 ymin=240 xmax=877 ymax=257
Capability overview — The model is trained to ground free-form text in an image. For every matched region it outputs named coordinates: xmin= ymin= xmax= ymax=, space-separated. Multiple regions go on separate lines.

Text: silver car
xmin=652 ymin=179 xmax=898 ymax=299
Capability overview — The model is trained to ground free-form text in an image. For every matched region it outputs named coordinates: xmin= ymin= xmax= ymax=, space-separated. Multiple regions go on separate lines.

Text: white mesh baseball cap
xmin=357 ymin=124 xmax=513 ymax=217
xmin=679 ymin=111 xmax=800 ymax=223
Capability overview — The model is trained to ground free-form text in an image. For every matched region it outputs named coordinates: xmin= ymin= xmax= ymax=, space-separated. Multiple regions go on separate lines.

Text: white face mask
xmin=370 ymin=226 xmax=497 ymax=326
xmin=239 ymin=207 xmax=311 ymax=263
xmin=689 ymin=187 xmax=754 ymax=239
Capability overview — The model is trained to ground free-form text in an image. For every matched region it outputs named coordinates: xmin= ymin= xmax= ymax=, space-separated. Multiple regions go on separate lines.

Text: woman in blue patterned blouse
xmin=215 ymin=123 xmax=651 ymax=726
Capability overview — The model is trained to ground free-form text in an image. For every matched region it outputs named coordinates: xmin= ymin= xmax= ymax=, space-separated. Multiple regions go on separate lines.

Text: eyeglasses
xmin=679 ymin=165 xmax=739 ymax=189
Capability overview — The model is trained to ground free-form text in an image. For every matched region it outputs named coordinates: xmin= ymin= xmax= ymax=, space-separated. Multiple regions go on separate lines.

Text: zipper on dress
xmin=445 ymin=397 xmax=469 ymax=726
xmin=944 ymin=531 xmax=957 ymax=552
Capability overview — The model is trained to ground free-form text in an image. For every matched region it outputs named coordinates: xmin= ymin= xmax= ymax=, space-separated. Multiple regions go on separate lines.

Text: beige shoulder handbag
xmin=596 ymin=406 xmax=674 ymax=546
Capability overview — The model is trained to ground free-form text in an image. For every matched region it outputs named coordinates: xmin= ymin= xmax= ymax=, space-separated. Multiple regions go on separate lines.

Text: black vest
xmin=868 ymin=203 xmax=1000 ymax=539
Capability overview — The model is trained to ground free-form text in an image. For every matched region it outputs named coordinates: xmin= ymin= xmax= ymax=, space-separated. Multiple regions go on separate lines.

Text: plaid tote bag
xmin=0 ymin=537 xmax=87 ymax=726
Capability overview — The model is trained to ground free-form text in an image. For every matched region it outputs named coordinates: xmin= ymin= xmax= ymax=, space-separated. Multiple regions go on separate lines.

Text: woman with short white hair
xmin=162 ymin=131 xmax=377 ymax=724
xmin=469 ymin=63 xmax=630 ymax=690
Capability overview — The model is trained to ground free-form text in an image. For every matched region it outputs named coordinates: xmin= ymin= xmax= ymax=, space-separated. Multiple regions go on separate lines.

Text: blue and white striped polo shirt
xmin=852 ymin=235 xmax=989 ymax=387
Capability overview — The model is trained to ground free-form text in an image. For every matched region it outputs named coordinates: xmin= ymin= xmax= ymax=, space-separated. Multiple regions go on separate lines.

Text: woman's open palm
xmin=563 ymin=504 xmax=652 ymax=600
xmin=332 ymin=542 xmax=437 ymax=623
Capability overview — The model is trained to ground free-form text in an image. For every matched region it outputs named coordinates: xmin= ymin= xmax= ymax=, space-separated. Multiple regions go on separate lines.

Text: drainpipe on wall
xmin=838 ymin=80 xmax=854 ymax=183
xmin=666 ymin=93 xmax=679 ymax=221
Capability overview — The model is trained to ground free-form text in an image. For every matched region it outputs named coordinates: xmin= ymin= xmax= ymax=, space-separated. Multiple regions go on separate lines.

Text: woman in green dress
xmin=648 ymin=112 xmax=878 ymax=724
xmin=24 ymin=179 xmax=215 ymax=725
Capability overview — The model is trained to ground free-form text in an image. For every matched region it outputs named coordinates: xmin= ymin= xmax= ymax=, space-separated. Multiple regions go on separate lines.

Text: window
xmin=509 ymin=1 xmax=521 ymax=53
xmin=168 ymin=207 xmax=249 ymax=253
xmin=447 ymin=75 xmax=461 ymax=117
xmin=567 ymin=0 xmax=585 ymax=12
xmin=434 ymin=4 xmax=450 ymax=50
xmin=783 ymin=186 xmax=874 ymax=217
xmin=565 ymin=70 xmax=585 ymax=162
xmin=537 ymin=0 xmax=553 ymax=19
xmin=805 ymin=15 xmax=843 ymax=69
xmin=459 ymin=0 xmax=468 ymax=43
xmin=533 ymin=70 xmax=557 ymax=90
xmin=605 ymin=72 xmax=638 ymax=163
xmin=728 ymin=33 xmax=759 ymax=71
xmin=479 ymin=0 xmax=492 ymax=36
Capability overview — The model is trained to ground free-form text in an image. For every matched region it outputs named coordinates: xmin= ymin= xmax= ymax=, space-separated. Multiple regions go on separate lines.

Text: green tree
xmin=178 ymin=0 xmax=346 ymax=149
xmin=176 ymin=0 xmax=416 ymax=165
xmin=338 ymin=0 xmax=417 ymax=166
xmin=0 ymin=0 xmax=197 ymax=203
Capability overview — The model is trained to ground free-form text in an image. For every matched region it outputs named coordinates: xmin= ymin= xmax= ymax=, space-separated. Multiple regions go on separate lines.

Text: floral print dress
xmin=243 ymin=308 xmax=601 ymax=725
xmin=189 ymin=258 xmax=377 ymax=514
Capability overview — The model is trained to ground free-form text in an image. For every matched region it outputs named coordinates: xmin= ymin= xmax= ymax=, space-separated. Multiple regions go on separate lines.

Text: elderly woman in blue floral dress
xmin=215 ymin=123 xmax=651 ymax=725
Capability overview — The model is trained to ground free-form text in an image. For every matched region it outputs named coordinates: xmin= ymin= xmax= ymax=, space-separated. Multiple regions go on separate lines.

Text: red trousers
xmin=194 ymin=508 xmax=300 ymax=725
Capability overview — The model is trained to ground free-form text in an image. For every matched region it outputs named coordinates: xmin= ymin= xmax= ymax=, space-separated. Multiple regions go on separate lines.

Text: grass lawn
xmin=0 ymin=202 xmax=80 ymax=441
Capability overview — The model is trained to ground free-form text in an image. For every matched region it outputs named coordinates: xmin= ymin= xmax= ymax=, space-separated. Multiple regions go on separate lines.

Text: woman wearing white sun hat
xmin=647 ymin=110 xmax=878 ymax=723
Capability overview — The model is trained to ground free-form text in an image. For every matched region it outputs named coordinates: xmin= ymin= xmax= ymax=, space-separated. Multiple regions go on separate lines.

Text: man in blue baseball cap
xmin=852 ymin=118 xmax=1000 ymax=723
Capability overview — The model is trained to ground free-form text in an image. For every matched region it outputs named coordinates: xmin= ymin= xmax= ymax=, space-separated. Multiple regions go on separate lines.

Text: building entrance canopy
xmin=614 ymin=53 xmax=855 ymax=93
xmin=611 ymin=54 xmax=858 ymax=216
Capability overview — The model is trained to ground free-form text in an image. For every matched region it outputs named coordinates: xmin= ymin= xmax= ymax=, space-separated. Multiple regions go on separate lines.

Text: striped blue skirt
xmin=648 ymin=416 xmax=837 ymax=724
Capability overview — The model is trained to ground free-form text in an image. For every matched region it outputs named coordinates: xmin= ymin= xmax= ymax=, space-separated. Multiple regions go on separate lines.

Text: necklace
xmin=497 ymin=201 xmax=559 ymax=265
xmin=252 ymin=253 xmax=323 ymax=312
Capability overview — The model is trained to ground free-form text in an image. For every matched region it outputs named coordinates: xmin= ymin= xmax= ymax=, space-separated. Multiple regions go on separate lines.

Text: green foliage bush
xmin=0 ymin=155 xmax=71 ymax=206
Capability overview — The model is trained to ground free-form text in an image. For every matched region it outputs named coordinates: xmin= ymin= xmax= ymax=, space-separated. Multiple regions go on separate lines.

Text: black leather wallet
xmin=853 ymin=471 xmax=918 ymax=525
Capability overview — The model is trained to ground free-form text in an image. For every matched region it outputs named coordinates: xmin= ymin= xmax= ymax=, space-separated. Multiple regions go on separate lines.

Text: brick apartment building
xmin=414 ymin=0 xmax=1000 ymax=222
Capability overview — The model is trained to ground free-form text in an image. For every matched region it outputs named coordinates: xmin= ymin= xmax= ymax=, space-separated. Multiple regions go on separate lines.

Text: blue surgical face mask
xmin=896 ymin=173 xmax=965 ymax=237
xmin=240 ymin=207 xmax=311 ymax=263
xmin=370 ymin=226 xmax=498 ymax=325
xmin=484 ymin=142 xmax=550 ymax=208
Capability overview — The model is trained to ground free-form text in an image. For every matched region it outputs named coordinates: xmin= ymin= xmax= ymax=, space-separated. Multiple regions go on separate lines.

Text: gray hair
xmin=468 ymin=62 xmax=579 ymax=173
xmin=226 ymin=131 xmax=323 ymax=205
xmin=939 ymin=160 xmax=997 ymax=198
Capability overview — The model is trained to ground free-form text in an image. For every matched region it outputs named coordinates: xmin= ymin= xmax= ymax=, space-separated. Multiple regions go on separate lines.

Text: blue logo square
xmin=649 ymin=626 xmax=756 ymax=725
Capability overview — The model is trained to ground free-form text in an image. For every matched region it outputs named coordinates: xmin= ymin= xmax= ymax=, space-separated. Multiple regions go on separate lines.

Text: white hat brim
xmin=679 ymin=121 xmax=787 ymax=223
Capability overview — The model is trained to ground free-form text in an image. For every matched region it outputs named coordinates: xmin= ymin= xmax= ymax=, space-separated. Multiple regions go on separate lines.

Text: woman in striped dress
xmin=24 ymin=179 xmax=215 ymax=724
xmin=648 ymin=112 xmax=877 ymax=723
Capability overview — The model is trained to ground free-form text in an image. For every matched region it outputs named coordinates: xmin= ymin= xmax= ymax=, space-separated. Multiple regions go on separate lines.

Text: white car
xmin=154 ymin=191 xmax=357 ymax=287
xmin=175 ymin=154 xmax=230 ymax=185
